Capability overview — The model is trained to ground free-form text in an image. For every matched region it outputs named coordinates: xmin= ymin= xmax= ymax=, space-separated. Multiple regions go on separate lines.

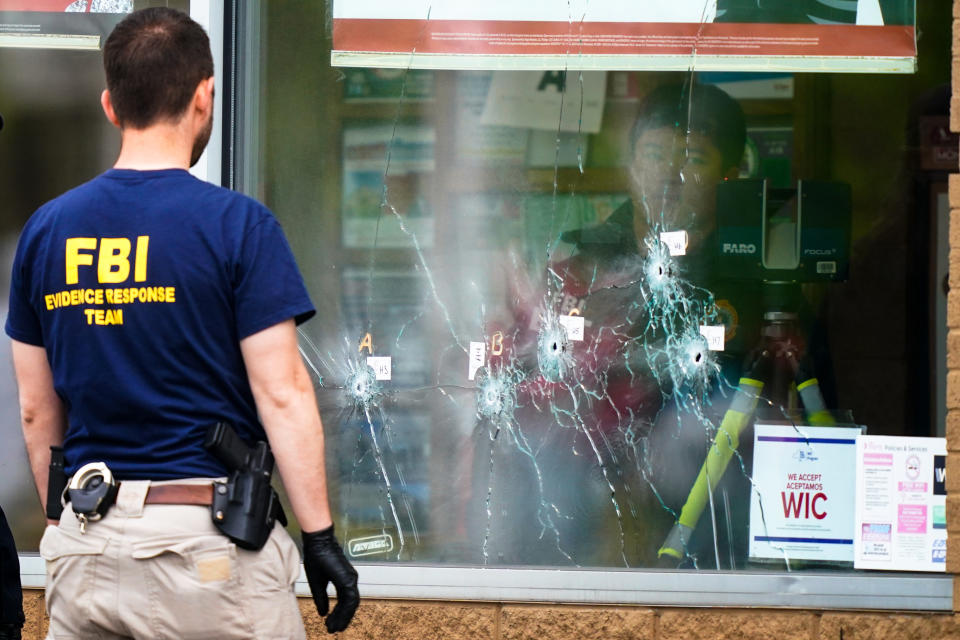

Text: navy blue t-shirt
xmin=5 ymin=169 xmax=315 ymax=479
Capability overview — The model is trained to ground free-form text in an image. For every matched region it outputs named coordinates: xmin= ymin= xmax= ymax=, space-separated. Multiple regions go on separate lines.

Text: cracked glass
xmin=237 ymin=1 xmax=950 ymax=573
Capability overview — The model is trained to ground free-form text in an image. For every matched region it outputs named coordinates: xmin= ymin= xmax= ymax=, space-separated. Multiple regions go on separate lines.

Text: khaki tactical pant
xmin=40 ymin=480 xmax=306 ymax=640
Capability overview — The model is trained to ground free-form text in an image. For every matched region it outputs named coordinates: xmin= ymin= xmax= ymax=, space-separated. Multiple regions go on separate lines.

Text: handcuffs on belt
xmin=65 ymin=462 xmax=118 ymax=534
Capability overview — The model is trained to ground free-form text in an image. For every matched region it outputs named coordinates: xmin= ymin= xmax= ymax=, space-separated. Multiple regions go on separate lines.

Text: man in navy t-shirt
xmin=6 ymin=8 xmax=357 ymax=638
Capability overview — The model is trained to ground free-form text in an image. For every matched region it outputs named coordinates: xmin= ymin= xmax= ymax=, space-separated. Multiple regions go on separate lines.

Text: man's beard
xmin=189 ymin=113 xmax=213 ymax=168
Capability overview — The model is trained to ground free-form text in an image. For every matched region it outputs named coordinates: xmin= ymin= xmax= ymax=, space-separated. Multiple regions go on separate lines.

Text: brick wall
xmin=947 ymin=0 xmax=960 ymax=621
xmin=18 ymin=591 xmax=960 ymax=639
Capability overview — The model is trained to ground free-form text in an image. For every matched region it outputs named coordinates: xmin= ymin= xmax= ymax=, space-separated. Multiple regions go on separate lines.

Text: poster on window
xmin=0 ymin=1 xmax=131 ymax=49
xmin=854 ymin=436 xmax=947 ymax=572
xmin=331 ymin=1 xmax=915 ymax=73
xmin=748 ymin=424 xmax=861 ymax=563
xmin=341 ymin=122 xmax=435 ymax=249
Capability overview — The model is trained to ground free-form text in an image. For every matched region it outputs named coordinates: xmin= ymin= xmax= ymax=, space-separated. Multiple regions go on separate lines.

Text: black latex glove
xmin=302 ymin=525 xmax=359 ymax=634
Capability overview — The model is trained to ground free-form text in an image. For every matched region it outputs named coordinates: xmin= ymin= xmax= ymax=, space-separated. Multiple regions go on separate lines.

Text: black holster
xmin=204 ymin=422 xmax=286 ymax=551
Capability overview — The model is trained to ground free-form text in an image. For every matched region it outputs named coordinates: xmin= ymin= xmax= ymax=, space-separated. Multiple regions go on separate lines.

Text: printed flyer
xmin=854 ymin=436 xmax=947 ymax=572
xmin=748 ymin=424 xmax=861 ymax=562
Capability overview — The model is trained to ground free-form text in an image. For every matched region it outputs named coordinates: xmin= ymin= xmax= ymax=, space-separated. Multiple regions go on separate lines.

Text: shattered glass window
xmin=242 ymin=2 xmax=950 ymax=572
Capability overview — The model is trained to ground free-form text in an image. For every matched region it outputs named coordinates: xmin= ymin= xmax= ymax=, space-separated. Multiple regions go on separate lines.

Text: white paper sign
xmin=854 ymin=436 xmax=946 ymax=572
xmin=699 ymin=325 xmax=725 ymax=351
xmin=481 ymin=71 xmax=607 ymax=134
xmin=333 ymin=1 xmax=722 ymax=23
xmin=558 ymin=315 xmax=585 ymax=341
xmin=660 ymin=230 xmax=688 ymax=256
xmin=468 ymin=341 xmax=486 ymax=381
xmin=366 ymin=356 xmax=392 ymax=381
xmin=748 ymin=424 xmax=861 ymax=562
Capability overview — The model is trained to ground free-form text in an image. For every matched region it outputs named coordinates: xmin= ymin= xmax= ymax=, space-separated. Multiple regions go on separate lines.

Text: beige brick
xmin=22 ymin=590 xmax=45 ymax=640
xmin=949 ymin=411 xmax=960 ymax=452
xmin=949 ymin=291 xmax=960 ymax=328
xmin=955 ymin=2 xmax=960 ymax=18
xmin=299 ymin=598 xmax=498 ymax=640
xmin=949 ymin=331 xmax=960 ymax=369
xmin=948 ymin=494 xmax=960 ymax=532
xmin=949 ymin=534 xmax=960 ymax=574
xmin=948 ymin=371 xmax=960 ymax=409
xmin=952 ymin=97 xmax=960 ymax=134
xmin=818 ymin=613 xmax=960 ymax=640
xmin=954 ymin=20 xmax=960 ymax=57
xmin=948 ymin=457 xmax=960 ymax=496
xmin=954 ymin=62 xmax=960 ymax=108
xmin=950 ymin=493 xmax=960 ymax=572
xmin=951 ymin=211 xmax=960 ymax=278
xmin=658 ymin=610 xmax=814 ymax=640
xmin=500 ymin=605 xmax=656 ymax=640
xmin=951 ymin=175 xmax=960 ymax=211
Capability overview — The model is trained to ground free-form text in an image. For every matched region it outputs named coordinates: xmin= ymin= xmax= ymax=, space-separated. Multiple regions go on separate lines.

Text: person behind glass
xmin=6 ymin=8 xmax=357 ymax=639
xmin=556 ymin=82 xmax=750 ymax=402
xmin=541 ymin=82 xmax=752 ymax=565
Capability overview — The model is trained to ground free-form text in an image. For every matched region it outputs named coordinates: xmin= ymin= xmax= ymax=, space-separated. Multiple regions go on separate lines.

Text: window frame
xmin=18 ymin=553 xmax=953 ymax=610
xmin=22 ymin=0 xmax=951 ymax=613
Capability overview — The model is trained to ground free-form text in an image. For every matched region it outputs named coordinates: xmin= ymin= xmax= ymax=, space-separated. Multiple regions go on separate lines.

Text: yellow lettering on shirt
xmin=65 ymin=238 xmax=97 ymax=285
xmin=97 ymin=238 xmax=131 ymax=284
xmin=134 ymin=236 xmax=149 ymax=282
xmin=43 ymin=283 xmax=172 ymax=329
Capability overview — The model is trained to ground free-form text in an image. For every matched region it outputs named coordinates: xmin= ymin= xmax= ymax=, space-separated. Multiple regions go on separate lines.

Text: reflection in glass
xmin=247 ymin=1 xmax=950 ymax=573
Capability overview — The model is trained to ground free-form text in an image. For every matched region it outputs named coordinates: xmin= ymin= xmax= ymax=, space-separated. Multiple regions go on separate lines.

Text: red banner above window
xmin=331 ymin=1 xmax=917 ymax=73
xmin=0 ymin=0 xmax=131 ymax=49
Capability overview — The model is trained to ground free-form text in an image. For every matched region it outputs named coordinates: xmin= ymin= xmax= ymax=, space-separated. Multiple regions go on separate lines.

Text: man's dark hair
xmin=630 ymin=82 xmax=746 ymax=170
xmin=103 ymin=7 xmax=213 ymax=129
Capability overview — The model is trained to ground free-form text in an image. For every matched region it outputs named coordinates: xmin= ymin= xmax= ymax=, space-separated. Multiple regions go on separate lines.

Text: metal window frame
xmin=187 ymin=0 xmax=225 ymax=186
xmin=19 ymin=0 xmax=950 ymax=615
xmin=18 ymin=553 xmax=952 ymax=610
xmin=217 ymin=0 xmax=950 ymax=614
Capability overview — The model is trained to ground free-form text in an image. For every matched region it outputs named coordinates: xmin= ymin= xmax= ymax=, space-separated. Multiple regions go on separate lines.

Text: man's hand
xmin=302 ymin=526 xmax=359 ymax=634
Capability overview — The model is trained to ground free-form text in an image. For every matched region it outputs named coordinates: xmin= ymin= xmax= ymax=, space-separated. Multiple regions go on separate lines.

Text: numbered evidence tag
xmin=468 ymin=341 xmax=486 ymax=381
xmin=558 ymin=315 xmax=585 ymax=341
xmin=660 ymin=230 xmax=688 ymax=256
xmin=366 ymin=356 xmax=392 ymax=381
xmin=699 ymin=325 xmax=725 ymax=351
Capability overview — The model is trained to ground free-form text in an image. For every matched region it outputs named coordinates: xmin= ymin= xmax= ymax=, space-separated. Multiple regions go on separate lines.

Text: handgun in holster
xmin=204 ymin=422 xmax=287 ymax=551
